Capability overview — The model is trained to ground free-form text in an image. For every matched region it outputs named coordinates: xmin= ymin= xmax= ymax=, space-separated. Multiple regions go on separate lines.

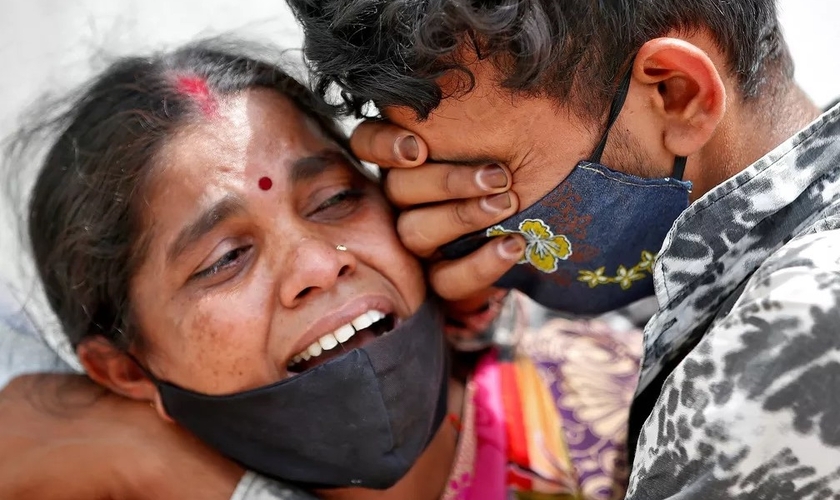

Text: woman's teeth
xmin=289 ymin=310 xmax=387 ymax=366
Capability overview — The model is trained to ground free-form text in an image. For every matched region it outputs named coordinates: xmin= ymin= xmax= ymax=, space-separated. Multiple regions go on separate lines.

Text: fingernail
xmin=497 ymin=235 xmax=524 ymax=260
xmin=475 ymin=164 xmax=508 ymax=191
xmin=480 ymin=192 xmax=512 ymax=213
xmin=395 ymin=135 xmax=419 ymax=162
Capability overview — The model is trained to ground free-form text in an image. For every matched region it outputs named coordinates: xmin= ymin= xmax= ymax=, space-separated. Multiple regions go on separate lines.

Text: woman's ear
xmin=632 ymin=37 xmax=727 ymax=157
xmin=77 ymin=337 xmax=159 ymax=403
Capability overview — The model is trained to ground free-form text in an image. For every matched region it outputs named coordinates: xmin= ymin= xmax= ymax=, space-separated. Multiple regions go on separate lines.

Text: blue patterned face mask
xmin=441 ymin=71 xmax=691 ymax=316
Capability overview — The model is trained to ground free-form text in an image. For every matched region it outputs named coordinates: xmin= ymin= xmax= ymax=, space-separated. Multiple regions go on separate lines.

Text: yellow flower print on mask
xmin=577 ymin=251 xmax=657 ymax=289
xmin=637 ymin=251 xmax=656 ymax=273
xmin=486 ymin=219 xmax=573 ymax=273
xmin=614 ymin=265 xmax=647 ymax=290
xmin=578 ymin=267 xmax=611 ymax=288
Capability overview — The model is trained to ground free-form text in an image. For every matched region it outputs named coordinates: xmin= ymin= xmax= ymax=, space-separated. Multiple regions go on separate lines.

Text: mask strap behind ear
xmin=126 ymin=352 xmax=162 ymax=386
xmin=672 ymin=155 xmax=688 ymax=181
xmin=589 ymin=66 xmax=690 ymax=182
xmin=589 ymin=68 xmax=633 ymax=164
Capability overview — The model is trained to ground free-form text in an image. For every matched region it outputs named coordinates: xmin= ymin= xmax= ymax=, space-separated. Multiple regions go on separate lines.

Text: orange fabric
xmin=515 ymin=354 xmax=578 ymax=495
xmin=500 ymin=360 xmax=531 ymax=467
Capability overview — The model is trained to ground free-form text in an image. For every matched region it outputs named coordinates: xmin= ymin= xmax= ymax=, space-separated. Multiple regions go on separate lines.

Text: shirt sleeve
xmin=626 ymin=229 xmax=840 ymax=498
xmin=0 ymin=285 xmax=74 ymax=389
xmin=230 ymin=472 xmax=317 ymax=500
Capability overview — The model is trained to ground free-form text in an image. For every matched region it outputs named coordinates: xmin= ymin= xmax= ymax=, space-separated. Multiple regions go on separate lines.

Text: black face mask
xmin=140 ymin=301 xmax=448 ymax=490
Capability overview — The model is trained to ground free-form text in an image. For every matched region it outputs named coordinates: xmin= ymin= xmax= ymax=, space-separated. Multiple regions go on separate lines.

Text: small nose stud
xmin=336 ymin=244 xmax=347 ymax=252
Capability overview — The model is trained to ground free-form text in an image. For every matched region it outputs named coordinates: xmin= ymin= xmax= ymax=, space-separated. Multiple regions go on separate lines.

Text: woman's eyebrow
xmin=167 ymin=194 xmax=246 ymax=263
xmin=290 ymin=150 xmax=349 ymax=183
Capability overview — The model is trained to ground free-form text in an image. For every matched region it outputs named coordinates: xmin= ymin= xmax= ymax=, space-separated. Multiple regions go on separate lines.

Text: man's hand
xmin=443 ymin=288 xmax=509 ymax=350
xmin=0 ymin=374 xmax=243 ymax=500
xmin=350 ymin=121 xmax=525 ymax=301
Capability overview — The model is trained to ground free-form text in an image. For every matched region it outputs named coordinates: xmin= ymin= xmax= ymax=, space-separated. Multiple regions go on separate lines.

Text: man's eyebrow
xmin=167 ymin=194 xmax=246 ymax=264
xmin=290 ymin=150 xmax=350 ymax=183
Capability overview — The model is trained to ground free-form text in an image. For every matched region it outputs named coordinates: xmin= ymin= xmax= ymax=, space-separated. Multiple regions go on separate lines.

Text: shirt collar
xmin=640 ymin=101 xmax=840 ymax=388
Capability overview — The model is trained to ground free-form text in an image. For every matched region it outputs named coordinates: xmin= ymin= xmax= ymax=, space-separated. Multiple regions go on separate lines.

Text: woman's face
xmin=129 ymin=88 xmax=425 ymax=395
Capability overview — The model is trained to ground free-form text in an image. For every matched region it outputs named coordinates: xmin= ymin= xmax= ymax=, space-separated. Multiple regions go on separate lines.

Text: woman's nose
xmin=277 ymin=238 xmax=356 ymax=308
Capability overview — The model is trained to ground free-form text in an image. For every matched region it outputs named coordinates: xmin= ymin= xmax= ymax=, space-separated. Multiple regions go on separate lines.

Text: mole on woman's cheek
xmin=258 ymin=177 xmax=273 ymax=191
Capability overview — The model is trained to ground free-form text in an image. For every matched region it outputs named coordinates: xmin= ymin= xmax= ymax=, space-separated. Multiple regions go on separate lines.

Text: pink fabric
xmin=465 ymin=353 xmax=508 ymax=500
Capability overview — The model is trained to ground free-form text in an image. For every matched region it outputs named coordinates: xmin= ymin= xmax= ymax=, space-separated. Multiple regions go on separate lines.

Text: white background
xmin=1 ymin=0 xmax=839 ymax=287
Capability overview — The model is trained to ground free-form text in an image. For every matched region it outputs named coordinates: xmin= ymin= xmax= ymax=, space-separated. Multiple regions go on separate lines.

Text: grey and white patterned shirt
xmin=627 ymin=101 xmax=840 ymax=498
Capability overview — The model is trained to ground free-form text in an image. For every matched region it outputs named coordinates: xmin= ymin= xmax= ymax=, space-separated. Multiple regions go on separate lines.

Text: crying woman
xmin=23 ymin=42 xmax=640 ymax=500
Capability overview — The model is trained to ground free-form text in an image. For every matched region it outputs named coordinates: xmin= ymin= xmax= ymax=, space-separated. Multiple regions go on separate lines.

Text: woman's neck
xmin=316 ymin=377 xmax=465 ymax=500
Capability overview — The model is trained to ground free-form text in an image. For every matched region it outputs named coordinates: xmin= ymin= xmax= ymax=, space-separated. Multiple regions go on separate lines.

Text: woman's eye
xmin=192 ymin=245 xmax=252 ymax=280
xmin=311 ymin=188 xmax=365 ymax=216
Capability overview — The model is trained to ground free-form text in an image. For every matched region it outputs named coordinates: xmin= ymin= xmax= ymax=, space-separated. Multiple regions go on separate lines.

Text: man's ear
xmin=77 ymin=337 xmax=159 ymax=403
xmin=632 ymin=37 xmax=727 ymax=157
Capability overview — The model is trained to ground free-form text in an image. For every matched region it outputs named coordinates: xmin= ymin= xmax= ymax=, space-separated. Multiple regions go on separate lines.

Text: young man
xmin=287 ymin=0 xmax=840 ymax=497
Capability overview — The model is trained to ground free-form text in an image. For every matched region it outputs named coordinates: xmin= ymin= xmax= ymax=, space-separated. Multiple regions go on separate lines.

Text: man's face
xmin=383 ymin=58 xmax=656 ymax=209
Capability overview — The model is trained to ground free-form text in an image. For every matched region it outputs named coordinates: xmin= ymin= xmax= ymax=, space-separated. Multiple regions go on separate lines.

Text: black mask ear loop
xmin=589 ymin=69 xmax=633 ymax=164
xmin=588 ymin=67 xmax=688 ymax=181
xmin=124 ymin=352 xmax=170 ymax=413
xmin=671 ymin=155 xmax=688 ymax=182
xmin=126 ymin=352 xmax=163 ymax=387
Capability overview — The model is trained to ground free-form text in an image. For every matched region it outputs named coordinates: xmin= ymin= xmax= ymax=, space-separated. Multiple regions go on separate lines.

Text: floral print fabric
xmin=521 ymin=315 xmax=641 ymax=499
xmin=442 ymin=293 xmax=642 ymax=500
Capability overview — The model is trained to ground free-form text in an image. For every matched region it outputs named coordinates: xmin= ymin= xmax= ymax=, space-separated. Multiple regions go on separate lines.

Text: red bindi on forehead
xmin=175 ymin=75 xmax=218 ymax=117
xmin=258 ymin=177 xmax=273 ymax=191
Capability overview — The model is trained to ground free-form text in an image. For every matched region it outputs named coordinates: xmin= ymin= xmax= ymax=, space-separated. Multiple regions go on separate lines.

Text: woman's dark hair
xmin=14 ymin=41 xmax=345 ymax=351
xmin=287 ymin=0 xmax=794 ymax=119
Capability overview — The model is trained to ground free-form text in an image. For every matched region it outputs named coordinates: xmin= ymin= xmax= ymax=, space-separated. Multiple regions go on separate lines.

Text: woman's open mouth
xmin=287 ymin=310 xmax=396 ymax=374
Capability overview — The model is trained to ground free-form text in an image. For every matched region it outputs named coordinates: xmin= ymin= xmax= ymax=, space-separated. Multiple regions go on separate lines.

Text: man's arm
xmin=0 ymin=374 xmax=247 ymax=499
xmin=0 ymin=284 xmax=314 ymax=500
xmin=627 ymin=229 xmax=840 ymax=498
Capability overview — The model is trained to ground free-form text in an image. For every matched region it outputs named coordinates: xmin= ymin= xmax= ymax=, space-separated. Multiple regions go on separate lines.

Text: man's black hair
xmin=289 ymin=0 xmax=793 ymax=119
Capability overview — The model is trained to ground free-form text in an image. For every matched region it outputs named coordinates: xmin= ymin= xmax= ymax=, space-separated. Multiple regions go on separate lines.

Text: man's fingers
xmin=445 ymin=288 xmax=508 ymax=317
xmin=350 ymin=121 xmax=428 ymax=168
xmin=429 ymin=235 xmax=525 ymax=301
xmin=397 ymin=191 xmax=520 ymax=257
xmin=444 ymin=288 xmax=509 ymax=334
xmin=385 ymin=162 xmax=511 ymax=207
